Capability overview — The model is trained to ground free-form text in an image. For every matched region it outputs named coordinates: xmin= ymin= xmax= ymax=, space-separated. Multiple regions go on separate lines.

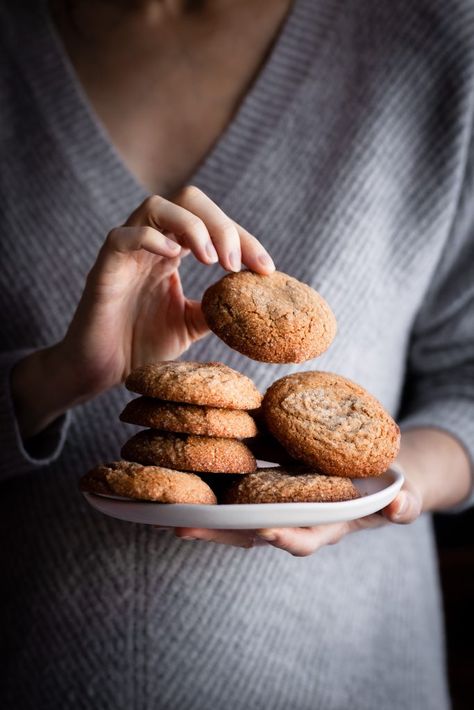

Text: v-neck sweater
xmin=1 ymin=1 xmax=474 ymax=709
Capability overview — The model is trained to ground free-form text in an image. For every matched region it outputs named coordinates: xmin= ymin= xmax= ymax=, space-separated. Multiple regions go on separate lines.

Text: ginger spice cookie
xmin=222 ymin=466 xmax=360 ymax=504
xmin=125 ymin=361 xmax=262 ymax=410
xmin=201 ymin=270 xmax=337 ymax=363
xmin=121 ymin=430 xmax=257 ymax=474
xmin=120 ymin=397 xmax=258 ymax=439
xmin=80 ymin=461 xmax=217 ymax=504
xmin=263 ymin=371 xmax=400 ymax=477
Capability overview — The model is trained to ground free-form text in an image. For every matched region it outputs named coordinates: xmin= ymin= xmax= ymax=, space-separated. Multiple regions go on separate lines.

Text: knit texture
xmin=1 ymin=0 xmax=474 ymax=708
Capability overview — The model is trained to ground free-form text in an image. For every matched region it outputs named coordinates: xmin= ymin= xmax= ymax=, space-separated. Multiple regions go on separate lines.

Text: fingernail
xmin=165 ymin=238 xmax=181 ymax=253
xmin=394 ymin=494 xmax=408 ymax=518
xmin=258 ymin=530 xmax=277 ymax=541
xmin=205 ymin=241 xmax=219 ymax=263
xmin=228 ymin=250 xmax=241 ymax=272
xmin=258 ymin=252 xmax=275 ymax=270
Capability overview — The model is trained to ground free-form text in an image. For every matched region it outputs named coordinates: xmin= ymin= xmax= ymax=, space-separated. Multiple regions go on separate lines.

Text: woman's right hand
xmin=11 ymin=186 xmax=275 ymax=439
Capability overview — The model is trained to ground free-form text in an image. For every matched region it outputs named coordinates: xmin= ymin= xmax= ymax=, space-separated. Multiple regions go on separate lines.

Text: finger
xmin=125 ymin=194 xmax=218 ymax=266
xmin=382 ymin=488 xmax=422 ymax=524
xmin=234 ymin=222 xmax=275 ymax=275
xmin=348 ymin=512 xmax=387 ymax=532
xmin=257 ymin=523 xmax=350 ymax=557
xmin=96 ymin=226 xmax=181 ymax=275
xmin=174 ymin=527 xmax=255 ymax=548
xmin=174 ymin=186 xmax=241 ymax=272
xmin=184 ymin=300 xmax=211 ymax=341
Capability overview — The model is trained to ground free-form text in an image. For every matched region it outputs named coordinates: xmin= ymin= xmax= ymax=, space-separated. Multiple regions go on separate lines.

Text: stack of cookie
xmin=120 ymin=361 xmax=261 ymax=473
xmin=120 ymin=361 xmax=260 ymax=474
xmin=81 ymin=361 xmax=263 ymax=504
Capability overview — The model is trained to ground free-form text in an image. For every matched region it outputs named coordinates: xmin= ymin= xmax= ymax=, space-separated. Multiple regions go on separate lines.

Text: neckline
xmin=5 ymin=0 xmax=328 ymax=219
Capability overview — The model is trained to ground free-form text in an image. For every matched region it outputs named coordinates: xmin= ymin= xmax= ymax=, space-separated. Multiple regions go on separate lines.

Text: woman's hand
xmin=174 ymin=476 xmax=422 ymax=553
xmin=174 ymin=428 xmax=471 ymax=554
xmin=12 ymin=186 xmax=274 ymax=437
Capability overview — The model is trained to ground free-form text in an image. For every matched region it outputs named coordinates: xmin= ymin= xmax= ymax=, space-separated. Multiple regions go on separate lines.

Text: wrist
xmin=11 ymin=343 xmax=87 ymax=438
xmin=397 ymin=428 xmax=472 ymax=512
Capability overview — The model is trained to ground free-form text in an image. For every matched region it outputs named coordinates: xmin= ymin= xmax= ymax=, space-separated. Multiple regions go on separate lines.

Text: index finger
xmin=233 ymin=221 xmax=275 ymax=275
xmin=175 ymin=186 xmax=275 ymax=274
xmin=256 ymin=523 xmax=350 ymax=556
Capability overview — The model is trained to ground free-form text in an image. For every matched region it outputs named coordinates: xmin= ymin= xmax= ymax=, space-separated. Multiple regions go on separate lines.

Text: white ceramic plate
xmin=82 ymin=465 xmax=404 ymax=529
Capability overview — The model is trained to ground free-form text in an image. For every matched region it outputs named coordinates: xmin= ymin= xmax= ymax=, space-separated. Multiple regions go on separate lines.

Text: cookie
xmin=79 ymin=465 xmax=115 ymax=496
xmin=201 ymin=271 xmax=337 ymax=363
xmin=80 ymin=461 xmax=217 ymax=504
xmin=263 ymin=371 xmax=400 ymax=477
xmin=222 ymin=466 xmax=360 ymax=504
xmin=125 ymin=361 xmax=262 ymax=410
xmin=120 ymin=397 xmax=258 ymax=439
xmin=121 ymin=430 xmax=257 ymax=474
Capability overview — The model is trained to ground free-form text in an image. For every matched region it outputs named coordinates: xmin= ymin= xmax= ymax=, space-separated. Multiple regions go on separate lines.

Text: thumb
xmin=382 ymin=478 xmax=422 ymax=524
xmin=185 ymin=300 xmax=210 ymax=342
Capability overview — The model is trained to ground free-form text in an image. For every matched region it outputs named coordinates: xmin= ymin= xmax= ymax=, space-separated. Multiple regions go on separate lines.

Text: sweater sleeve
xmin=398 ymin=134 xmax=474 ymax=510
xmin=0 ymin=350 xmax=71 ymax=482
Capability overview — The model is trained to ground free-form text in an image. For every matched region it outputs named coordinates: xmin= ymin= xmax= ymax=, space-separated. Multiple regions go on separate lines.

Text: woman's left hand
xmin=174 ymin=476 xmax=423 ymax=555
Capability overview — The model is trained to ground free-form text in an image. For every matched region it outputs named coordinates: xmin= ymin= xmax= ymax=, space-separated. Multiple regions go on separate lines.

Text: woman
xmin=1 ymin=0 xmax=473 ymax=708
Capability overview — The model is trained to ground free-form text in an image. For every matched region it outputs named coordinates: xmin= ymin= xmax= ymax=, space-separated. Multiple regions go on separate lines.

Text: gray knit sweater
xmin=1 ymin=1 xmax=474 ymax=708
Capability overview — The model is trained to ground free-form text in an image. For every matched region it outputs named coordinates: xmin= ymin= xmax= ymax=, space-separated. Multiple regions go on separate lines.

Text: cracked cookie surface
xmin=125 ymin=361 xmax=262 ymax=410
xmin=201 ymin=271 xmax=337 ymax=363
xmin=121 ymin=430 xmax=257 ymax=474
xmin=120 ymin=397 xmax=258 ymax=438
xmin=263 ymin=371 xmax=400 ymax=477
xmin=80 ymin=461 xmax=217 ymax=504
xmin=222 ymin=466 xmax=360 ymax=503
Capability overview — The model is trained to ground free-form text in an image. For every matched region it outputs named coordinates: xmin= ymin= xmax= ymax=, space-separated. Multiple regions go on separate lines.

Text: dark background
xmin=435 ymin=509 xmax=474 ymax=709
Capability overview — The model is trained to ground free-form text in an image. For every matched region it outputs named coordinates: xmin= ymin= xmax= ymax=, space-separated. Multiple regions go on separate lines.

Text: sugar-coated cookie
xmin=125 ymin=361 xmax=262 ymax=410
xmin=121 ymin=430 xmax=257 ymax=474
xmin=201 ymin=271 xmax=337 ymax=363
xmin=222 ymin=466 xmax=360 ymax=503
xmin=120 ymin=397 xmax=258 ymax=438
xmin=263 ymin=371 xmax=400 ymax=477
xmin=80 ymin=461 xmax=217 ymax=504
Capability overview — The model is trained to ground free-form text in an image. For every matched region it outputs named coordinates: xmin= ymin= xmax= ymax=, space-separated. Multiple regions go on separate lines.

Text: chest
xmin=53 ymin=2 xmax=292 ymax=196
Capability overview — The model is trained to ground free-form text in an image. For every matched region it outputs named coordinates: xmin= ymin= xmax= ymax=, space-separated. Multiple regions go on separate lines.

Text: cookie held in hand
xmin=222 ymin=466 xmax=360 ymax=504
xmin=80 ymin=461 xmax=217 ymax=504
xmin=263 ymin=371 xmax=400 ymax=477
xmin=201 ymin=270 xmax=337 ymax=363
